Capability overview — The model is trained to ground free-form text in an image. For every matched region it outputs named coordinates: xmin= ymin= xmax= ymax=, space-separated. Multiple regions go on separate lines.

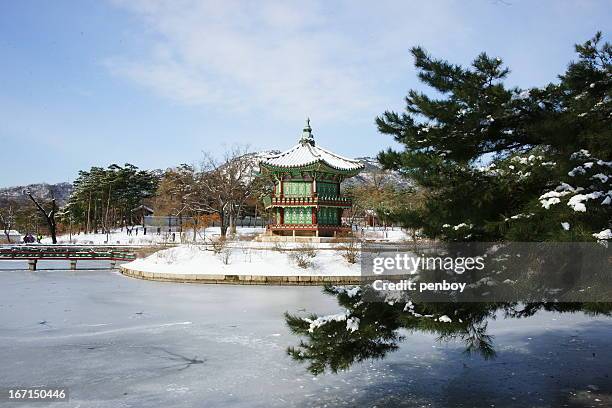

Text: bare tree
xmin=24 ymin=190 xmax=58 ymax=244
xmin=195 ymin=146 xmax=254 ymax=237
xmin=0 ymin=204 xmax=15 ymax=243
xmin=153 ymin=164 xmax=198 ymax=241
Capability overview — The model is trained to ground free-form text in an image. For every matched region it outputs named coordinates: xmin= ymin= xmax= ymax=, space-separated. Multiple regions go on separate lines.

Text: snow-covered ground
xmin=39 ymin=226 xmax=410 ymax=246
xmin=40 ymin=227 xmax=266 ymax=246
xmin=31 ymin=226 xmax=413 ymax=277
xmin=125 ymin=244 xmax=361 ymax=276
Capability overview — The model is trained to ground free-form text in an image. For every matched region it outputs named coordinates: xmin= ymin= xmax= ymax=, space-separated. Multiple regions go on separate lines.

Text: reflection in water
xmin=285 ymin=286 xmax=612 ymax=375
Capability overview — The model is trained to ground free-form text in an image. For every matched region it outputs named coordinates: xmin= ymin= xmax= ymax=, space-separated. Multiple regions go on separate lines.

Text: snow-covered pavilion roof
xmin=260 ymin=120 xmax=364 ymax=172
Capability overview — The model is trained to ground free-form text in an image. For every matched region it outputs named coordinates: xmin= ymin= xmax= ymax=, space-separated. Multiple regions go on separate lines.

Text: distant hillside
xmin=344 ymin=157 xmax=412 ymax=189
xmin=0 ymin=182 xmax=73 ymax=206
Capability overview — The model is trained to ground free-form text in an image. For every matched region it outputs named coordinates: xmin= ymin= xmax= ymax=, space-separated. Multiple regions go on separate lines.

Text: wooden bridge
xmin=0 ymin=246 xmax=137 ymax=270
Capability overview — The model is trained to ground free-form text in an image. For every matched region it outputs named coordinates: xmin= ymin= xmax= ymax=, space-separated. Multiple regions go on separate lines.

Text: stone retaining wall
xmin=119 ymin=265 xmax=361 ymax=285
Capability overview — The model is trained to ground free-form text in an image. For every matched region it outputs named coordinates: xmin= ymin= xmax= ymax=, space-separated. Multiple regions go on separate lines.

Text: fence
xmin=144 ymin=215 xmax=269 ymax=232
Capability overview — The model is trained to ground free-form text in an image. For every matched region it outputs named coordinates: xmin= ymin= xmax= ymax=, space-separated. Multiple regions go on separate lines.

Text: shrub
xmin=272 ymin=241 xmax=287 ymax=252
xmin=220 ymin=248 xmax=232 ymax=265
xmin=338 ymin=238 xmax=360 ymax=264
xmin=288 ymin=244 xmax=317 ymax=269
xmin=210 ymin=236 xmax=227 ymax=254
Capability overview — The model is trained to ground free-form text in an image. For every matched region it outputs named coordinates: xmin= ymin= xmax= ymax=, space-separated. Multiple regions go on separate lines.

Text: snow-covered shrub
xmin=337 ymin=238 xmax=360 ymax=264
xmin=240 ymin=246 xmax=252 ymax=262
xmin=157 ymin=248 xmax=178 ymax=263
xmin=210 ymin=236 xmax=227 ymax=254
xmin=288 ymin=244 xmax=317 ymax=269
xmin=272 ymin=241 xmax=287 ymax=253
xmin=219 ymin=247 xmax=232 ymax=265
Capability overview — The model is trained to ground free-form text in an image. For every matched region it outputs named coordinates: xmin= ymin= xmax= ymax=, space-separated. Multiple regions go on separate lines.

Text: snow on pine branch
xmin=301 ymin=310 xmax=360 ymax=333
xmin=537 ymin=150 xmax=611 ymax=239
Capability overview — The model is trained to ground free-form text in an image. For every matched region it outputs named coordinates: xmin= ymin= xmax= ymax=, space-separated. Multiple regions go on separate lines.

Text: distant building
xmin=259 ymin=119 xmax=364 ymax=237
xmin=131 ymin=205 xmax=154 ymax=227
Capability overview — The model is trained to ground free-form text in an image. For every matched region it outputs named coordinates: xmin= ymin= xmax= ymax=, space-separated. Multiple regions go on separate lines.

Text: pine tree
xmin=377 ymin=33 xmax=611 ymax=241
xmin=64 ymin=164 xmax=159 ymax=233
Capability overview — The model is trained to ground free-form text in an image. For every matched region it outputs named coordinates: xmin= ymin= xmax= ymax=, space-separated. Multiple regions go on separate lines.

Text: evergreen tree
xmin=377 ymin=33 xmax=611 ymax=241
xmin=64 ymin=164 xmax=159 ymax=233
xmin=285 ymin=286 xmax=612 ymax=375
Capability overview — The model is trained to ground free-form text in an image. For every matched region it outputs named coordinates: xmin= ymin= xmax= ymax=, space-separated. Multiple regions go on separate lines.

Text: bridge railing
xmin=0 ymin=246 xmax=137 ymax=270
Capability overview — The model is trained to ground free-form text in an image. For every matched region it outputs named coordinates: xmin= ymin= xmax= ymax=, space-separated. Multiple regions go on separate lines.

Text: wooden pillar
xmin=70 ymin=260 xmax=77 ymax=270
xmin=311 ymin=207 xmax=317 ymax=225
xmin=280 ymin=208 xmax=284 ymax=225
xmin=28 ymin=259 xmax=37 ymax=271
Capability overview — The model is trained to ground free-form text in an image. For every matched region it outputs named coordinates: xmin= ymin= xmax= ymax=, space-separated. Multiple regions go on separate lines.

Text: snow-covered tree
xmin=376 ymin=33 xmax=611 ymax=241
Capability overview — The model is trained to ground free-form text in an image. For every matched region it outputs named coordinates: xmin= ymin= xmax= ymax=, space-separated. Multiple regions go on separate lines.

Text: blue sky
xmin=0 ymin=0 xmax=609 ymax=186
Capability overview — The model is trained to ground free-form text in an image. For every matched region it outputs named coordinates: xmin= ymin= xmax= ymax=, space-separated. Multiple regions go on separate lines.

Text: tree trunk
xmin=219 ymin=209 xmax=227 ymax=237
xmin=26 ymin=193 xmax=57 ymax=244
xmin=254 ymin=203 xmax=258 ymax=227
xmin=228 ymin=211 xmax=236 ymax=235
xmin=104 ymin=184 xmax=112 ymax=234
xmin=0 ymin=208 xmax=13 ymax=243
xmin=93 ymin=199 xmax=98 ymax=234
xmin=193 ymin=216 xmax=198 ymax=242
xmin=86 ymin=192 xmax=92 ymax=234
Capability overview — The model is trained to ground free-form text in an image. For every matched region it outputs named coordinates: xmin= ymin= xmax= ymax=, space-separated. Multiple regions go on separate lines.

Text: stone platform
xmin=119 ymin=265 xmax=361 ymax=285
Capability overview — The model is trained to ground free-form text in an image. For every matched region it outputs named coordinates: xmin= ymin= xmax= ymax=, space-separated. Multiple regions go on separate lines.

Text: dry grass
xmin=288 ymin=244 xmax=317 ymax=268
xmin=337 ymin=238 xmax=361 ymax=264
xmin=210 ymin=236 xmax=227 ymax=254
xmin=219 ymin=248 xmax=232 ymax=265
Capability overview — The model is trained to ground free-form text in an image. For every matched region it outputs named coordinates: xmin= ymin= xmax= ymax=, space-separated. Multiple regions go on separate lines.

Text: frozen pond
xmin=1 ymin=261 xmax=611 ymax=407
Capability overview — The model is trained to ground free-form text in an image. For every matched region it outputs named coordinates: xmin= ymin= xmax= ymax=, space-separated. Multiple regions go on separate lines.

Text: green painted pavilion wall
xmin=266 ymin=170 xmax=348 ymax=228
xmin=280 ymin=180 xmax=338 ymax=197
xmin=284 ymin=207 xmax=312 ymax=224
xmin=284 ymin=181 xmax=312 ymax=196
xmin=274 ymin=207 xmax=339 ymax=226
xmin=318 ymin=207 xmax=338 ymax=225
xmin=316 ymin=181 xmax=338 ymax=197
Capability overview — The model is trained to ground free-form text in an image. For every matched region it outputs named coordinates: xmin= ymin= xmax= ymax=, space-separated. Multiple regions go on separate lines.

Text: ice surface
xmin=1 ymin=265 xmax=611 ymax=407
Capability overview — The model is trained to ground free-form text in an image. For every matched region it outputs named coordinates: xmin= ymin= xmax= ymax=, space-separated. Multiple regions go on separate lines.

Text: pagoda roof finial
xmin=300 ymin=117 xmax=315 ymax=146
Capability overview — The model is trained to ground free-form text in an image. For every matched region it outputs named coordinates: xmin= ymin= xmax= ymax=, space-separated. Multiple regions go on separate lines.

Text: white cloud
xmin=105 ymin=1 xmax=373 ymax=120
xmin=105 ymin=0 xmax=465 ymax=121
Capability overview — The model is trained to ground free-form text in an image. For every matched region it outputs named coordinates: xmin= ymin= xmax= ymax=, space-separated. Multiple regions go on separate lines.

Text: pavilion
xmin=259 ymin=119 xmax=364 ymax=238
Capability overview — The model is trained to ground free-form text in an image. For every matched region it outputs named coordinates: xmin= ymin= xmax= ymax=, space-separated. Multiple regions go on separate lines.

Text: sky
xmin=0 ymin=0 xmax=610 ymax=186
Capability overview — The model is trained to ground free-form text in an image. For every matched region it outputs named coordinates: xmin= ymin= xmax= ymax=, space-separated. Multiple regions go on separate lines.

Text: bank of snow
xmin=125 ymin=245 xmax=361 ymax=277
xmin=41 ymin=227 xmax=265 ymax=246
xmin=41 ymin=226 xmax=410 ymax=246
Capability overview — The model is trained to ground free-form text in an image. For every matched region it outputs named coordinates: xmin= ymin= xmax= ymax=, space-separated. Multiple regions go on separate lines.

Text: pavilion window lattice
xmin=316 ymin=182 xmax=338 ymax=198
xmin=317 ymin=207 xmax=337 ymax=225
xmin=283 ymin=181 xmax=311 ymax=197
xmin=284 ymin=207 xmax=311 ymax=225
